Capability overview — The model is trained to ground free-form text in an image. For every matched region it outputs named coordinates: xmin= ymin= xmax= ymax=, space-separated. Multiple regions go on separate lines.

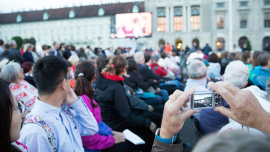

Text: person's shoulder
xmin=20 ymin=123 xmax=48 ymax=139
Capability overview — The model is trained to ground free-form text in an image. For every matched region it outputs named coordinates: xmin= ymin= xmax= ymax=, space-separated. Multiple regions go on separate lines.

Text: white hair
xmin=187 ymin=59 xmax=206 ymax=79
xmin=9 ymin=40 xmax=17 ymax=47
xmin=68 ymin=55 xmax=80 ymax=66
xmin=224 ymin=61 xmax=249 ymax=88
xmin=134 ymin=52 xmax=144 ymax=63
xmin=0 ymin=62 xmax=21 ymax=83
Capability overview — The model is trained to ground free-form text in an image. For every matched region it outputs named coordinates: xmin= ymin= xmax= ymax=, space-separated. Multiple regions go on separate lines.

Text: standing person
xmin=9 ymin=40 xmax=24 ymax=65
xmin=164 ymin=43 xmax=172 ymax=56
xmin=242 ymin=43 xmax=251 ymax=52
xmin=63 ymin=44 xmax=71 ymax=60
xmin=184 ymin=45 xmax=190 ymax=54
xmin=0 ymin=78 xmax=28 ymax=152
xmin=0 ymin=39 xmax=4 ymax=55
xmin=78 ymin=47 xmax=88 ymax=60
xmin=40 ymin=45 xmax=49 ymax=58
xmin=18 ymin=56 xmax=98 ymax=152
xmin=49 ymin=42 xmax=63 ymax=58
xmin=0 ymin=44 xmax=15 ymax=62
xmin=202 ymin=43 xmax=212 ymax=55
xmin=70 ymin=45 xmax=77 ymax=56
xmin=74 ymin=61 xmax=141 ymax=152
xmin=94 ymin=56 xmax=156 ymax=152
xmin=23 ymin=43 xmax=34 ymax=63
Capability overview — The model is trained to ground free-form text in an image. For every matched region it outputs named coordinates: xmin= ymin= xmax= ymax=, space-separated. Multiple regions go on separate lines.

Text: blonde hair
xmin=23 ymin=43 xmax=33 ymax=53
xmin=68 ymin=55 xmax=80 ymax=66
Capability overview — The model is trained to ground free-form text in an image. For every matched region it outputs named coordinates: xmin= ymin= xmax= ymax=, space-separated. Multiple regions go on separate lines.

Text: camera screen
xmin=193 ymin=94 xmax=213 ymax=108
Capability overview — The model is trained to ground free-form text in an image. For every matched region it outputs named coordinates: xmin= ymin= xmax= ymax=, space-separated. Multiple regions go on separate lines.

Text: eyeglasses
xmin=56 ymin=75 xmax=72 ymax=85
xmin=14 ymin=100 xmax=26 ymax=113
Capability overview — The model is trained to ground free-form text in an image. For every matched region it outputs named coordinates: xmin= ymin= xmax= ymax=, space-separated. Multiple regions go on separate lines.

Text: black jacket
xmin=23 ymin=52 xmax=34 ymax=63
xmin=0 ymin=51 xmax=15 ymax=62
xmin=78 ymin=52 xmax=88 ymax=60
xmin=202 ymin=45 xmax=212 ymax=55
xmin=124 ymin=70 xmax=154 ymax=91
xmin=137 ymin=64 xmax=161 ymax=89
xmin=124 ymin=84 xmax=148 ymax=111
xmin=10 ymin=48 xmax=24 ymax=65
xmin=94 ymin=74 xmax=151 ymax=130
xmin=24 ymin=76 xmax=36 ymax=87
xmin=63 ymin=49 xmax=71 ymax=60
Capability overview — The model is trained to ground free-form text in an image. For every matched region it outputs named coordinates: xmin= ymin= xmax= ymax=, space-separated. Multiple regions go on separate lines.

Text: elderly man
xmin=49 ymin=41 xmax=63 ymax=58
xmin=134 ymin=52 xmax=169 ymax=104
xmin=9 ymin=40 xmax=24 ymax=64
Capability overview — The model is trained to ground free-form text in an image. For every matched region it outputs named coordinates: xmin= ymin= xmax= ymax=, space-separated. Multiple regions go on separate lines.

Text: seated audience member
xmin=158 ymin=52 xmax=180 ymax=75
xmin=134 ymin=52 xmax=169 ymax=104
xmin=252 ymin=53 xmax=270 ymax=90
xmin=124 ymin=59 xmax=165 ymax=106
xmin=63 ymin=44 xmax=72 ymax=60
xmin=78 ymin=47 xmax=88 ymax=60
xmin=207 ymin=53 xmax=222 ymax=80
xmin=94 ymin=56 xmax=156 ymax=152
xmin=1 ymin=62 xmax=38 ymax=110
xmin=235 ymin=52 xmax=242 ymax=61
xmin=0 ymin=78 xmax=28 ymax=152
xmin=151 ymin=82 xmax=270 ymax=152
xmin=242 ymin=51 xmax=253 ymax=86
xmin=40 ymin=45 xmax=49 ymax=58
xmin=19 ymin=56 xmax=98 ymax=152
xmin=74 ymin=61 xmax=141 ymax=152
xmin=31 ymin=47 xmax=39 ymax=63
xmin=201 ymin=61 xmax=249 ymax=135
xmin=252 ymin=51 xmax=261 ymax=69
xmin=150 ymin=54 xmax=171 ymax=78
xmin=66 ymin=61 xmax=76 ymax=88
xmin=68 ymin=55 xmax=80 ymax=75
xmin=0 ymin=44 xmax=15 ymax=62
xmin=23 ymin=43 xmax=34 ymax=63
xmin=170 ymin=52 xmax=180 ymax=66
xmin=22 ymin=62 xmax=36 ymax=87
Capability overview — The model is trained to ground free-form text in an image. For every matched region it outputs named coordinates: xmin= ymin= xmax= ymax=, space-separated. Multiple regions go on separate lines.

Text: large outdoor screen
xmin=111 ymin=12 xmax=152 ymax=39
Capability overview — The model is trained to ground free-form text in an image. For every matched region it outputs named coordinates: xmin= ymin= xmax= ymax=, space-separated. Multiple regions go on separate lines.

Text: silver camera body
xmin=190 ymin=91 xmax=222 ymax=110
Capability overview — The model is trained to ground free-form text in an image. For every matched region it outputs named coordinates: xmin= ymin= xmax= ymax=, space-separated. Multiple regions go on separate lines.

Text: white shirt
xmin=19 ymin=97 xmax=98 ymax=152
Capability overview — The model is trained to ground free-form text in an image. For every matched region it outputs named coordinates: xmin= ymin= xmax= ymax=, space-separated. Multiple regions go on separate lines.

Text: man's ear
xmin=60 ymin=79 xmax=68 ymax=91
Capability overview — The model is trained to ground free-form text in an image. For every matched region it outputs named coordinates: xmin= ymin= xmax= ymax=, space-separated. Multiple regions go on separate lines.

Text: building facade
xmin=145 ymin=0 xmax=270 ymax=51
xmin=0 ymin=2 xmax=145 ymax=50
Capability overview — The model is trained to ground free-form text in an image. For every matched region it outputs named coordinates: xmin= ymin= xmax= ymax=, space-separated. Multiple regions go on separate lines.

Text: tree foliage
xmin=12 ymin=36 xmax=23 ymax=50
xmin=23 ymin=37 xmax=36 ymax=46
xmin=246 ymin=39 xmax=252 ymax=50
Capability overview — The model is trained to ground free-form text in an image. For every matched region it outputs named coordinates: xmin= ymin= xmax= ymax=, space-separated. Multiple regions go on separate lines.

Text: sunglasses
xmin=14 ymin=100 xmax=26 ymax=113
xmin=56 ymin=75 xmax=72 ymax=85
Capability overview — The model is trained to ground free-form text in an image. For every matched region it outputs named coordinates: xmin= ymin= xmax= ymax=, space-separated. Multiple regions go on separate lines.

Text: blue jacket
xmin=252 ymin=65 xmax=270 ymax=90
xmin=202 ymin=45 xmax=212 ymax=55
xmin=23 ymin=51 xmax=34 ymax=63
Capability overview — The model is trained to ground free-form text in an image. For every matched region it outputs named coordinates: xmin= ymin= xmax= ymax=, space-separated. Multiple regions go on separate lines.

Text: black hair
xmin=144 ymin=54 xmax=151 ymax=63
xmin=0 ymin=79 xmax=21 ymax=152
xmin=53 ymin=42 xmax=57 ymax=46
xmin=242 ymin=51 xmax=251 ymax=62
xmin=0 ymin=39 xmax=4 ymax=45
xmin=66 ymin=61 xmax=73 ymax=67
xmin=70 ymin=45 xmax=76 ymax=51
xmin=258 ymin=53 xmax=270 ymax=66
xmin=161 ymin=52 xmax=167 ymax=59
xmin=74 ymin=61 xmax=98 ymax=108
xmin=208 ymin=53 xmax=219 ymax=63
xmin=33 ymin=56 xmax=68 ymax=95
xmin=4 ymin=44 xmax=10 ymax=50
xmin=47 ymin=46 xmax=51 ymax=49
xmin=128 ymin=59 xmax=138 ymax=71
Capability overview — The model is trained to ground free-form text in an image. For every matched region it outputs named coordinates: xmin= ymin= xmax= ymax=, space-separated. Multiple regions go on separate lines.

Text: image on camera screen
xmin=194 ymin=94 xmax=212 ymax=108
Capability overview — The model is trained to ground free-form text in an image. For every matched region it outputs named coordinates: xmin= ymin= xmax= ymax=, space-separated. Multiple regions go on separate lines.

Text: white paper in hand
xmin=123 ymin=129 xmax=145 ymax=145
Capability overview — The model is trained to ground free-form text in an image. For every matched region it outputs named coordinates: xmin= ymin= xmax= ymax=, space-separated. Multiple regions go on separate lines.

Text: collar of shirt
xmin=34 ymin=98 xmax=61 ymax=120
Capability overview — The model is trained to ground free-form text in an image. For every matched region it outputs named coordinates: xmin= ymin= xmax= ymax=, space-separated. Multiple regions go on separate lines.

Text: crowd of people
xmin=1 ymin=38 xmax=270 ymax=152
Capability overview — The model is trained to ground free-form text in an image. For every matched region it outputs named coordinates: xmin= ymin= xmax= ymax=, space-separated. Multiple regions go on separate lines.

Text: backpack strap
xmin=23 ymin=115 xmax=56 ymax=152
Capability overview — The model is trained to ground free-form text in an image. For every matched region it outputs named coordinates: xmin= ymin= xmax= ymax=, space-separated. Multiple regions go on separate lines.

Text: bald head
xmin=134 ymin=52 xmax=145 ymax=64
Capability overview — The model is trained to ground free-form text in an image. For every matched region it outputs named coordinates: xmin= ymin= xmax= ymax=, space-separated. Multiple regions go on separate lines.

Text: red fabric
xmin=102 ymin=72 xmax=125 ymax=81
xmin=150 ymin=63 xmax=167 ymax=77
xmin=165 ymin=44 xmax=172 ymax=53
xmin=72 ymin=65 xmax=76 ymax=72
xmin=20 ymin=49 xmax=24 ymax=55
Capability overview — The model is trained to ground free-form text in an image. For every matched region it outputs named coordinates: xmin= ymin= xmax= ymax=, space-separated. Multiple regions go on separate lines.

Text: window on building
xmin=217 ymin=3 xmax=224 ymax=8
xmin=191 ymin=8 xmax=200 ymax=31
xmin=240 ymin=2 xmax=248 ymax=7
xmin=157 ymin=8 xmax=166 ymax=32
xmin=240 ymin=13 xmax=248 ymax=28
xmin=264 ymin=0 xmax=270 ymax=5
xmin=265 ymin=12 xmax=270 ymax=28
xmin=217 ymin=14 xmax=224 ymax=29
xmin=174 ymin=8 xmax=183 ymax=31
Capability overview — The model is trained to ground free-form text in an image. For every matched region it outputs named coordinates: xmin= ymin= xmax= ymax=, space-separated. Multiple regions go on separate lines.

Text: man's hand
xmin=63 ymin=87 xmax=79 ymax=105
xmin=160 ymin=89 xmax=199 ymax=139
xmin=148 ymin=105 xmax=154 ymax=112
xmin=208 ymin=81 xmax=270 ymax=134
xmin=156 ymin=88 xmax=161 ymax=93
xmin=112 ymin=131 xmax=125 ymax=144
xmin=153 ymin=79 xmax=158 ymax=83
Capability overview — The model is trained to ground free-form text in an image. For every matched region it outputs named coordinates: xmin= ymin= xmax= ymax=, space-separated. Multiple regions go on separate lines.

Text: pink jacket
xmin=81 ymin=94 xmax=115 ymax=150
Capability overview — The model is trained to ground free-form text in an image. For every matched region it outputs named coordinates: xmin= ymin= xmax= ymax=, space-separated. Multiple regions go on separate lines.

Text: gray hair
xmin=193 ymin=131 xmax=270 ymax=152
xmin=9 ymin=40 xmax=17 ymax=47
xmin=266 ymin=78 xmax=270 ymax=101
xmin=0 ymin=62 xmax=21 ymax=83
xmin=224 ymin=61 xmax=249 ymax=88
xmin=187 ymin=59 xmax=206 ymax=79
xmin=134 ymin=52 xmax=144 ymax=63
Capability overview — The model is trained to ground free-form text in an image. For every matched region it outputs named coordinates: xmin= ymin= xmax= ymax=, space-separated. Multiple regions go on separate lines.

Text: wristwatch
xmin=155 ymin=128 xmax=177 ymax=144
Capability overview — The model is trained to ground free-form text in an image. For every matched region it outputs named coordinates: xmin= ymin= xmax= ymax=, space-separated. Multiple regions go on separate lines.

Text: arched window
xmin=263 ymin=36 xmax=270 ymax=50
xmin=159 ymin=39 xmax=166 ymax=48
xmin=16 ymin=14 xmax=22 ymax=22
xmin=174 ymin=8 xmax=183 ymax=31
xmin=175 ymin=39 xmax=183 ymax=51
xmin=43 ymin=12 xmax=50 ymax=20
xmin=191 ymin=8 xmax=200 ymax=31
xmin=157 ymin=8 xmax=166 ymax=32
xmin=132 ymin=5 xmax=139 ymax=13
xmin=239 ymin=36 xmax=248 ymax=49
xmin=98 ymin=7 xmax=105 ymax=16
xmin=216 ymin=38 xmax=225 ymax=50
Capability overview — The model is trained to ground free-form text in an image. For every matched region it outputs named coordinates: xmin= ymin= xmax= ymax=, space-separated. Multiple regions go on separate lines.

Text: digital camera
xmin=190 ymin=91 xmax=222 ymax=109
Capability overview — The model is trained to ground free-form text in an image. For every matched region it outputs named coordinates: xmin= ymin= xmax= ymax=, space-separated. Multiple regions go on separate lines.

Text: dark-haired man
xmin=0 ymin=39 xmax=4 ymax=55
xmin=0 ymin=44 xmax=15 ymax=62
xmin=19 ymin=56 xmax=98 ymax=152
